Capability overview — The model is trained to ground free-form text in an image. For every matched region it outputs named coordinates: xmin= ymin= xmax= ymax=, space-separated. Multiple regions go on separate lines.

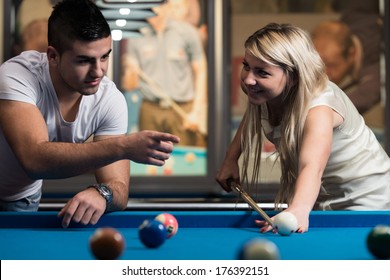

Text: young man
xmin=122 ymin=0 xmax=208 ymax=147
xmin=0 ymin=0 xmax=180 ymax=228
xmin=312 ymin=20 xmax=381 ymax=120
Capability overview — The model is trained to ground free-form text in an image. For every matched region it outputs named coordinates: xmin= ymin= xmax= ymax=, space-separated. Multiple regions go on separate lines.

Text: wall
xmin=0 ymin=0 xmax=4 ymax=63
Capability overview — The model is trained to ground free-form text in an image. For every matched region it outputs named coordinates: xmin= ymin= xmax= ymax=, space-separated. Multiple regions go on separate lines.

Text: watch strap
xmin=87 ymin=183 xmax=113 ymax=207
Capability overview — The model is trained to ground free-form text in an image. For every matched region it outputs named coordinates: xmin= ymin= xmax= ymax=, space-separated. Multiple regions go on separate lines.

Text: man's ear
xmin=47 ymin=46 xmax=59 ymax=65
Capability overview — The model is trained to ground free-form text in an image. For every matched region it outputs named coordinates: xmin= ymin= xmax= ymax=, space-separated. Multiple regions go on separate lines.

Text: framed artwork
xmin=117 ymin=0 xmax=210 ymax=178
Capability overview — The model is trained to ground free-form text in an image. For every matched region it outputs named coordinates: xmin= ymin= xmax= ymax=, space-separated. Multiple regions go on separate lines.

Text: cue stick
xmin=137 ymin=69 xmax=207 ymax=135
xmin=227 ymin=179 xmax=275 ymax=228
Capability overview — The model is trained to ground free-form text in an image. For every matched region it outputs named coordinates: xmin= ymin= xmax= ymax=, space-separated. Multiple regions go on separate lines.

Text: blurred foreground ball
xmin=89 ymin=227 xmax=125 ymax=260
xmin=238 ymin=238 xmax=280 ymax=260
xmin=366 ymin=225 xmax=390 ymax=259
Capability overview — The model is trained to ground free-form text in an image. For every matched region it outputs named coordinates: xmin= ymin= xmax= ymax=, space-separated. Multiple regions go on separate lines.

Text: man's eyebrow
xmin=76 ymin=49 xmax=112 ymax=60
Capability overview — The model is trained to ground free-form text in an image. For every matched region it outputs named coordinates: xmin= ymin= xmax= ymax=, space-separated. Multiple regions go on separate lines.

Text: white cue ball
xmin=274 ymin=212 xmax=298 ymax=236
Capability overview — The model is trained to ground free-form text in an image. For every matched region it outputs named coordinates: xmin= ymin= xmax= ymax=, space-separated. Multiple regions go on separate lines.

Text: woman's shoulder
xmin=310 ymin=82 xmax=354 ymax=119
xmin=311 ymin=82 xmax=352 ymax=105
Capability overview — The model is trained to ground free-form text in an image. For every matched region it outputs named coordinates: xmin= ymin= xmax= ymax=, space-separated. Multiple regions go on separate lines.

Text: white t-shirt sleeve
xmin=0 ymin=58 xmax=40 ymax=105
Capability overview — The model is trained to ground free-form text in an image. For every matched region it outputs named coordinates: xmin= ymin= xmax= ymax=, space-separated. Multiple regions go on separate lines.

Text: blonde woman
xmin=216 ymin=23 xmax=390 ymax=233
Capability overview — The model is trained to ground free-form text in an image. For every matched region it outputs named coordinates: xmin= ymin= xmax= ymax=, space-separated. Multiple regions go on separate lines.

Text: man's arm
xmin=191 ymin=55 xmax=208 ymax=115
xmin=347 ymin=62 xmax=381 ymax=114
xmin=0 ymin=100 xmax=179 ymax=178
xmin=121 ymin=54 xmax=140 ymax=92
xmin=93 ymin=135 xmax=131 ymax=213
xmin=183 ymin=55 xmax=208 ymax=133
xmin=58 ymin=135 xmax=131 ymax=228
xmin=0 ymin=99 xmax=179 ymax=227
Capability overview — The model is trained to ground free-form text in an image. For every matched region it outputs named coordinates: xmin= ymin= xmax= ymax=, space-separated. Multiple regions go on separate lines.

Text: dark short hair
xmin=48 ymin=0 xmax=111 ymax=54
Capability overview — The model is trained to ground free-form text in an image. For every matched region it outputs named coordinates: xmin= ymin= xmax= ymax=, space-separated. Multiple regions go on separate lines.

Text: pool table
xmin=0 ymin=210 xmax=389 ymax=260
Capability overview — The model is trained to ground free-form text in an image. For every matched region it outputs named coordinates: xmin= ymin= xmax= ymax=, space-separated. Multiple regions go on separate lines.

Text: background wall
xmin=0 ymin=0 xmax=4 ymax=63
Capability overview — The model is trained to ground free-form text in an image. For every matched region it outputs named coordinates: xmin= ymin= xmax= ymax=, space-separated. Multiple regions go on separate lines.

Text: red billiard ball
xmin=139 ymin=219 xmax=168 ymax=248
xmin=155 ymin=213 xmax=179 ymax=238
xmin=238 ymin=238 xmax=280 ymax=260
xmin=89 ymin=227 xmax=125 ymax=260
xmin=366 ymin=225 xmax=390 ymax=259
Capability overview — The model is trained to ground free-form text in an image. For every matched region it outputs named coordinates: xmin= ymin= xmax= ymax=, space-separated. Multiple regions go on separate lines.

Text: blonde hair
xmin=240 ymin=23 xmax=328 ymax=208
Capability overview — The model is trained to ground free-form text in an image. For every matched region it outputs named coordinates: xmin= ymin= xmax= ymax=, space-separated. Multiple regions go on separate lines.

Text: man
xmin=122 ymin=0 xmax=208 ymax=147
xmin=312 ymin=20 xmax=382 ymax=129
xmin=0 ymin=0 xmax=179 ymax=228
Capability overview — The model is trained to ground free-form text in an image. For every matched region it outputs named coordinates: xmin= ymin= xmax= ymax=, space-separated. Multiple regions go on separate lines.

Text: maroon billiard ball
xmin=89 ymin=227 xmax=125 ymax=260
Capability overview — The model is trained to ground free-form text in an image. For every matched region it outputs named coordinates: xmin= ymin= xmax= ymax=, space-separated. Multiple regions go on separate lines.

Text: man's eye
xmin=77 ymin=60 xmax=90 ymax=64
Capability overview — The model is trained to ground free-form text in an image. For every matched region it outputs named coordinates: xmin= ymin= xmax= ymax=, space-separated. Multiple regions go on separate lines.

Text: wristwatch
xmin=88 ymin=183 xmax=113 ymax=208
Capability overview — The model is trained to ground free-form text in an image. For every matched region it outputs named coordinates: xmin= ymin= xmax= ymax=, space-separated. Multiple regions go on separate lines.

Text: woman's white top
xmin=262 ymin=82 xmax=390 ymax=210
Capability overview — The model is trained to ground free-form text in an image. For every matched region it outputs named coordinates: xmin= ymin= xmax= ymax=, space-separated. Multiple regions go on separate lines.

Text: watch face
xmin=97 ymin=184 xmax=113 ymax=204
xmin=100 ymin=185 xmax=112 ymax=195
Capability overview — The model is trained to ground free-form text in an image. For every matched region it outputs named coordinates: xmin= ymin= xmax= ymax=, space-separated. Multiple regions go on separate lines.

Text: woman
xmin=216 ymin=23 xmax=390 ymax=233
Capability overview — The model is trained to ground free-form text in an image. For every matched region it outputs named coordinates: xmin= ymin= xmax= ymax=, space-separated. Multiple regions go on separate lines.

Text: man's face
xmin=313 ymin=38 xmax=355 ymax=85
xmin=55 ymin=37 xmax=112 ymax=96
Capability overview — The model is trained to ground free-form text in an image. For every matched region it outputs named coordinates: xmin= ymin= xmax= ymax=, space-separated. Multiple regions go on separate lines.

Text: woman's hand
xmin=255 ymin=208 xmax=310 ymax=234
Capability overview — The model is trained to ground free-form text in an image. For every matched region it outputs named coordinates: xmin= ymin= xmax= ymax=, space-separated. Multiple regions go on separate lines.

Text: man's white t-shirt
xmin=0 ymin=51 xmax=128 ymax=201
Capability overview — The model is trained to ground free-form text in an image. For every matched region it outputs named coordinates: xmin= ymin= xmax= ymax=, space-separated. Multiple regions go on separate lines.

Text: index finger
xmin=57 ymin=202 xmax=77 ymax=228
xmin=153 ymin=132 xmax=180 ymax=144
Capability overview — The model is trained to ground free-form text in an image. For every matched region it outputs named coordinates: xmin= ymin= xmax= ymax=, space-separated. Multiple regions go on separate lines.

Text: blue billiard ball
xmin=139 ymin=219 xmax=168 ymax=248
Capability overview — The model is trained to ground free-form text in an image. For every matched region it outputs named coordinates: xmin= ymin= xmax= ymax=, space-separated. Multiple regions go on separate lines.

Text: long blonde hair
xmin=240 ymin=23 xmax=328 ymax=208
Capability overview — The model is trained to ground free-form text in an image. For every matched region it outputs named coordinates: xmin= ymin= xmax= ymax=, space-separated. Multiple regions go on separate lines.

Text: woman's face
xmin=240 ymin=50 xmax=287 ymax=106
